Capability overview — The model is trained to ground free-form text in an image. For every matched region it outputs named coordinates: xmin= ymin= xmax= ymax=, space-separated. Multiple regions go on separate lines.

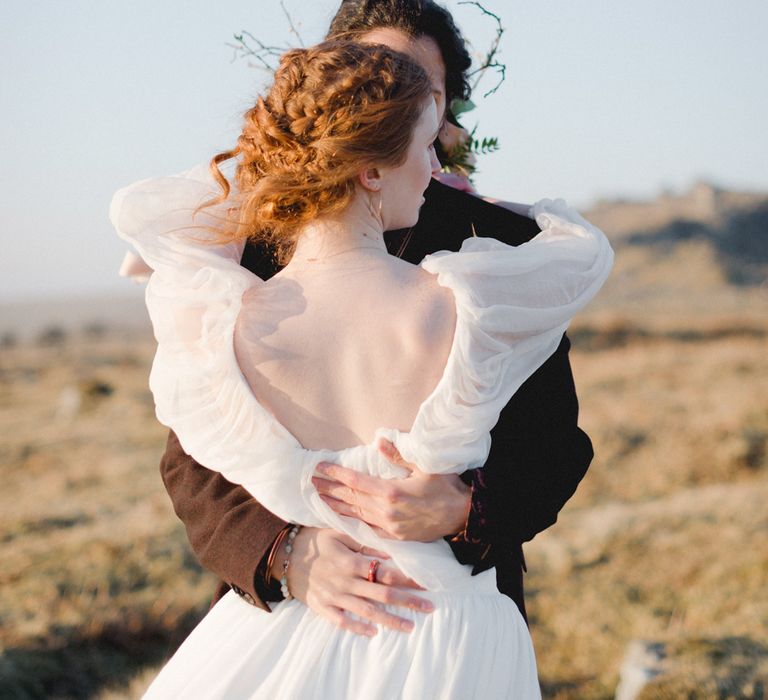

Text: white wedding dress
xmin=111 ymin=165 xmax=613 ymax=699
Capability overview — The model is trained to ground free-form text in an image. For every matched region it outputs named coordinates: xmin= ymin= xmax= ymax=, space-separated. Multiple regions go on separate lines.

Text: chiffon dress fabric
xmin=111 ymin=165 xmax=613 ymax=699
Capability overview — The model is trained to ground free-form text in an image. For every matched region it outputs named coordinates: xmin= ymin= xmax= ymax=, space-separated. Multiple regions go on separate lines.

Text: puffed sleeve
xmin=110 ymin=166 xmax=323 ymax=526
xmin=394 ymin=199 xmax=614 ymax=474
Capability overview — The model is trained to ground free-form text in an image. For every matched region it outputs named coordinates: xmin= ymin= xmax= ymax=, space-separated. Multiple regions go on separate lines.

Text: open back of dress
xmin=233 ymin=254 xmax=456 ymax=451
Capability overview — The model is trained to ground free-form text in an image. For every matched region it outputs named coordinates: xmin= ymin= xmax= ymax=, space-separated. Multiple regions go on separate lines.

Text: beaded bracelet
xmin=264 ymin=525 xmax=292 ymax=589
xmin=279 ymin=524 xmax=302 ymax=600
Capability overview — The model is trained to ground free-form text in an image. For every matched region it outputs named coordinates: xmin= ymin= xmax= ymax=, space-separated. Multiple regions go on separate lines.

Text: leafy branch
xmin=227 ymin=2 xmax=304 ymax=71
xmin=227 ymin=30 xmax=290 ymax=72
xmin=458 ymin=1 xmax=506 ymax=99
xmin=440 ymin=2 xmax=507 ymax=179
xmin=280 ymin=0 xmax=305 ymax=47
xmin=473 ymin=135 xmax=501 ymax=155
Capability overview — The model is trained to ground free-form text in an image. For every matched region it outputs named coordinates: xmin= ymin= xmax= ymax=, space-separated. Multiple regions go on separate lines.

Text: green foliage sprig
xmin=441 ymin=103 xmax=501 ymax=180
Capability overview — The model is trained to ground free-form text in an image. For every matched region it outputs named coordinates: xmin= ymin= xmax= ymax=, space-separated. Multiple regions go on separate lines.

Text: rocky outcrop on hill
xmin=624 ymin=199 xmax=768 ymax=286
xmin=586 ymin=183 xmax=768 ymax=287
xmin=588 ymin=183 xmax=768 ymax=286
xmin=588 ymin=182 xmax=766 ymax=239
xmin=577 ymin=184 xmax=768 ymax=325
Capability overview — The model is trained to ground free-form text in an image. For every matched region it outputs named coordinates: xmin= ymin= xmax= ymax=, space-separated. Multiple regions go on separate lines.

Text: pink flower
xmin=438 ymin=121 xmax=472 ymax=153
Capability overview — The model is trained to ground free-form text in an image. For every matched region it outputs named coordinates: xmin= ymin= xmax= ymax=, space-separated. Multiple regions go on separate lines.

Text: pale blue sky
xmin=1 ymin=0 xmax=766 ymax=301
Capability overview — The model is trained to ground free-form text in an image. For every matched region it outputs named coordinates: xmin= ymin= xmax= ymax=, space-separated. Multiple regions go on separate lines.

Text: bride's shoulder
xmin=399 ymin=262 xmax=456 ymax=344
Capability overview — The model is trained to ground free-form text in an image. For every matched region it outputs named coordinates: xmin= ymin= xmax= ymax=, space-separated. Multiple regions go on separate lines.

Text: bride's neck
xmin=290 ymin=192 xmax=387 ymax=266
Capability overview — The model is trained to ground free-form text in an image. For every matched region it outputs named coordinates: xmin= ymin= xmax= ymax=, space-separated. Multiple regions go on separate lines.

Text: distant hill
xmin=583 ymin=183 xmax=768 ymax=323
xmin=589 ymin=182 xmax=768 ymax=286
xmin=0 ymin=292 xmax=149 ymax=344
xmin=623 ymin=200 xmax=768 ymax=286
xmin=586 ymin=182 xmax=767 ymax=242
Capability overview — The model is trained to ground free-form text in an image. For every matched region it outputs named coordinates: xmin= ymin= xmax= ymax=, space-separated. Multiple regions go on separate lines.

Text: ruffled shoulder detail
xmin=393 ymin=198 xmax=614 ymax=473
xmin=111 ymin=166 xmax=324 ymax=525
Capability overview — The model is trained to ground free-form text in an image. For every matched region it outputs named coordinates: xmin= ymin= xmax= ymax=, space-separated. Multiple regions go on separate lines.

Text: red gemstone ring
xmin=367 ymin=559 xmax=380 ymax=583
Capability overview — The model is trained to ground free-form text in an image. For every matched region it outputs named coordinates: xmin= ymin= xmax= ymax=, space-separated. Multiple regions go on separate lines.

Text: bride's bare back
xmin=221 ymin=42 xmax=447 ymax=451
xmin=234 ymin=250 xmax=455 ymax=451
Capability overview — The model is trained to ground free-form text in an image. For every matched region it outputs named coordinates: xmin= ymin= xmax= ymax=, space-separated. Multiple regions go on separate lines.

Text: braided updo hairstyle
xmin=207 ymin=40 xmax=432 ymax=261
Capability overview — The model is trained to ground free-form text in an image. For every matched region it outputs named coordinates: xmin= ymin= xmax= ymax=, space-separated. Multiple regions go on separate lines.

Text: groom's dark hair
xmin=326 ymin=0 xmax=472 ymax=109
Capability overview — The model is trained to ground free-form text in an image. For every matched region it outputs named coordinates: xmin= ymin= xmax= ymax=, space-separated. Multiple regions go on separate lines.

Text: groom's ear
xmin=358 ymin=167 xmax=382 ymax=192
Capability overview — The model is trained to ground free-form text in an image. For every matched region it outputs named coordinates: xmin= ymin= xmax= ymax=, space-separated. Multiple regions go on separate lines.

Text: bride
xmin=113 ymin=40 xmax=612 ymax=699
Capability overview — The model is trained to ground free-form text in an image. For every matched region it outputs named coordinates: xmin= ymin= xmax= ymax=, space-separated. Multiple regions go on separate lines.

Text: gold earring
xmin=367 ymin=189 xmax=382 ymax=219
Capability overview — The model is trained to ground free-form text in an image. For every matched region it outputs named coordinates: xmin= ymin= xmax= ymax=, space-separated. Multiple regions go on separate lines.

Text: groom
xmin=160 ymin=0 xmax=593 ymax=629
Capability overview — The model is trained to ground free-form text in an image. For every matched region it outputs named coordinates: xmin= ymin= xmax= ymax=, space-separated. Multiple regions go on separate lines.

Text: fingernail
xmin=420 ymin=602 xmax=434 ymax=612
xmin=401 ymin=620 xmax=414 ymax=632
xmin=316 ymin=463 xmax=328 ymax=474
xmin=366 ymin=627 xmax=377 ymax=637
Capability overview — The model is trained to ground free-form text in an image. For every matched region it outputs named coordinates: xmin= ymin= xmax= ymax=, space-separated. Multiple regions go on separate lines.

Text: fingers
xmin=358 ymin=545 xmax=391 ymax=560
xmin=313 ymin=478 xmax=380 ymax=518
xmin=320 ymin=582 xmax=433 ymax=638
xmin=351 ymin=557 xmax=425 ymax=591
xmin=351 ymin=578 xmax=434 ymax=613
xmin=329 ymin=531 xmax=390 ymax=560
xmin=319 ymin=490 xmax=417 ymax=542
xmin=303 ymin=529 xmax=432 ymax=638
xmin=369 ymin=524 xmax=395 ymax=541
xmin=374 ymin=565 xmax=426 ymax=591
xmin=376 ymin=439 xmax=414 ymax=472
xmin=330 ymin=532 xmax=424 ymax=589
xmin=315 ymin=462 xmax=384 ymax=495
xmin=359 ymin=581 xmax=435 ymax=613
xmin=336 ymin=594 xmax=416 ymax=633
xmin=323 ymin=607 xmax=377 ymax=638
xmin=318 ymin=491 xmax=361 ymax=519
xmin=317 ymin=492 xmax=387 ymax=531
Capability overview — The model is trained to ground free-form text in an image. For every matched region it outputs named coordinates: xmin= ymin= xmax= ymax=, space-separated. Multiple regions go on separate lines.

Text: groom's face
xmin=359 ymin=28 xmax=447 ymax=121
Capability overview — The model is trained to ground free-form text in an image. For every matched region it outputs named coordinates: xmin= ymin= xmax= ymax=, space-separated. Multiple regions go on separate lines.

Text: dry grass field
xmin=0 ymin=333 xmax=216 ymax=698
xmin=1 ymin=185 xmax=766 ymax=698
xmin=527 ymin=328 xmax=768 ymax=698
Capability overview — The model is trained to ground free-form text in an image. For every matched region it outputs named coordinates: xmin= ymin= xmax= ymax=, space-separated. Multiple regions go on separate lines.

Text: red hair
xmin=205 ymin=40 xmax=432 ymax=261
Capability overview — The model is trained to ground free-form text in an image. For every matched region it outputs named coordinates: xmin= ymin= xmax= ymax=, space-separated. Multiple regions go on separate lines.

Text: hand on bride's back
xmin=273 ymin=527 xmax=434 ymax=637
xmin=311 ymin=439 xmax=472 ymax=542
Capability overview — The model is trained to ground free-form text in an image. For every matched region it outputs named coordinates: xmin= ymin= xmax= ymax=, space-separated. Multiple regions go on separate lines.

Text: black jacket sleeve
xmin=400 ymin=180 xmax=594 ymax=568
xmin=465 ymin=335 xmax=593 ymax=548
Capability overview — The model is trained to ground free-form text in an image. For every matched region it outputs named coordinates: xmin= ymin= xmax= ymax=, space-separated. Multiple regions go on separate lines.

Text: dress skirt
xmin=142 ymin=569 xmax=540 ymax=699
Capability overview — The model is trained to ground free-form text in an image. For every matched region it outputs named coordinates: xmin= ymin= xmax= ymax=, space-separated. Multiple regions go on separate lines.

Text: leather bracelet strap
xmin=263 ymin=525 xmax=293 ymax=589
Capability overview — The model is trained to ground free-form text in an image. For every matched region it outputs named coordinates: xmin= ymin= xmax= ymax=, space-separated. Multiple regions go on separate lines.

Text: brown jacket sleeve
xmin=159 ymin=429 xmax=287 ymax=611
